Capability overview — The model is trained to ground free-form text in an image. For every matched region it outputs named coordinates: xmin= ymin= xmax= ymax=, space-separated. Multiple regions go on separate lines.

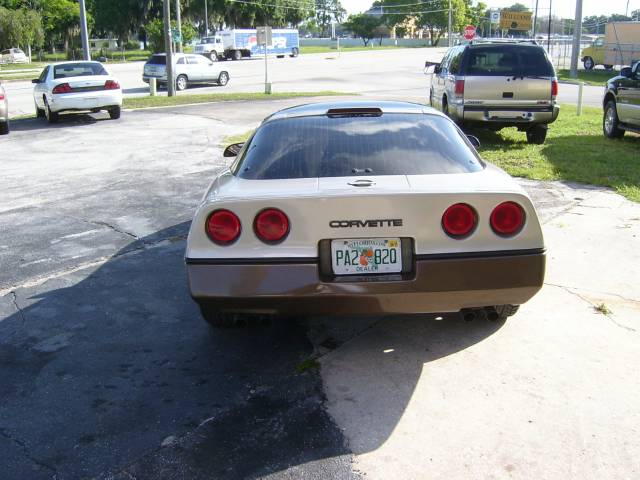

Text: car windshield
xmin=233 ymin=113 xmax=483 ymax=180
xmin=201 ymin=37 xmax=216 ymax=43
xmin=53 ymin=62 xmax=108 ymax=79
xmin=147 ymin=55 xmax=166 ymax=65
xmin=465 ymin=45 xmax=554 ymax=77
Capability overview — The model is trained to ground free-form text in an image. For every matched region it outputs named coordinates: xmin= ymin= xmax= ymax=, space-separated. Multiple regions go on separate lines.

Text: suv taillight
xmin=551 ymin=80 xmax=558 ymax=97
xmin=52 ymin=83 xmax=72 ymax=94
xmin=454 ymin=79 xmax=465 ymax=96
xmin=104 ymin=80 xmax=120 ymax=90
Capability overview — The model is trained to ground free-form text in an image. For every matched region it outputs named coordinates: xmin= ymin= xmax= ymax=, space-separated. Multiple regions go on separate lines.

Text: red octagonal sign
xmin=464 ymin=25 xmax=476 ymax=40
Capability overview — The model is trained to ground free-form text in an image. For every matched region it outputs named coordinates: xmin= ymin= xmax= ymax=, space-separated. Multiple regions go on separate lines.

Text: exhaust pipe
xmin=461 ymin=308 xmax=477 ymax=322
xmin=485 ymin=306 xmax=499 ymax=321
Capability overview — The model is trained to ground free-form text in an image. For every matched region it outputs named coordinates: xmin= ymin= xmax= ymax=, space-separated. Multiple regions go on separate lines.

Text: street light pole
xmin=569 ymin=0 xmax=583 ymax=78
xmin=175 ymin=0 xmax=183 ymax=53
xmin=163 ymin=0 xmax=175 ymax=96
xmin=448 ymin=0 xmax=452 ymax=47
xmin=204 ymin=0 xmax=209 ymax=35
xmin=547 ymin=0 xmax=552 ymax=51
xmin=79 ymin=0 xmax=91 ymax=60
xmin=532 ymin=0 xmax=539 ymax=37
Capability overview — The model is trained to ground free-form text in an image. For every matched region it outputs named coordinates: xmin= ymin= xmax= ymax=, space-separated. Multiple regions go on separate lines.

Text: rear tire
xmin=0 ymin=121 xmax=9 ymax=135
xmin=232 ymin=49 xmax=242 ymax=61
xmin=35 ymin=101 xmax=45 ymax=118
xmin=603 ymin=100 xmax=625 ymax=138
xmin=583 ymin=56 xmax=594 ymax=70
xmin=526 ymin=124 xmax=547 ymax=144
xmin=217 ymin=71 xmax=229 ymax=86
xmin=290 ymin=47 xmax=299 ymax=57
xmin=604 ymin=64 xmax=613 ymax=70
xmin=495 ymin=304 xmax=519 ymax=321
xmin=44 ymin=98 xmax=58 ymax=124
xmin=108 ymin=105 xmax=121 ymax=120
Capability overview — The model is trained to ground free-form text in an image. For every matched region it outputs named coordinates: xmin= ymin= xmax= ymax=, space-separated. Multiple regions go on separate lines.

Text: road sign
xmin=490 ymin=10 xmax=500 ymax=24
xmin=499 ymin=10 xmax=533 ymax=31
xmin=171 ymin=28 xmax=181 ymax=43
xmin=463 ymin=25 xmax=476 ymax=40
xmin=257 ymin=26 xmax=272 ymax=47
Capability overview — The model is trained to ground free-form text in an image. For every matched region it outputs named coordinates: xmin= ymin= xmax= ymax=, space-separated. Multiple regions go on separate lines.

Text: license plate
xmin=488 ymin=111 xmax=527 ymax=119
xmin=331 ymin=238 xmax=402 ymax=275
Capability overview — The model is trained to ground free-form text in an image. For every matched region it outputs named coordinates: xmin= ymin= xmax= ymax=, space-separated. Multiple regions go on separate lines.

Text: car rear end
xmin=186 ymin=104 xmax=546 ymax=317
xmin=48 ymin=63 xmax=121 ymax=113
xmin=451 ymin=43 xmax=559 ymax=128
xmin=143 ymin=54 xmax=168 ymax=83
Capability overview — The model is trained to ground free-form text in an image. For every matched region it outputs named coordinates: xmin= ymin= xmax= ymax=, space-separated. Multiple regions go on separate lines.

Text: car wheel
xmin=291 ymin=47 xmax=299 ymax=57
xmin=603 ymin=100 xmax=625 ymax=138
xmin=604 ymin=64 xmax=613 ymax=71
xmin=583 ymin=56 xmax=594 ymax=70
xmin=217 ymin=71 xmax=229 ymax=86
xmin=494 ymin=304 xmax=519 ymax=321
xmin=108 ymin=105 xmax=121 ymax=120
xmin=526 ymin=125 xmax=547 ymax=144
xmin=232 ymin=49 xmax=242 ymax=61
xmin=35 ymin=101 xmax=45 ymax=118
xmin=44 ymin=98 xmax=58 ymax=124
xmin=176 ymin=74 xmax=188 ymax=91
xmin=208 ymin=51 xmax=218 ymax=62
xmin=0 ymin=121 xmax=9 ymax=135
xmin=199 ymin=305 xmax=268 ymax=328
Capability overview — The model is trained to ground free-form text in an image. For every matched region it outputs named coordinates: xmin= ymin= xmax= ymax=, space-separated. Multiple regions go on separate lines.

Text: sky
xmin=341 ymin=0 xmax=640 ymax=18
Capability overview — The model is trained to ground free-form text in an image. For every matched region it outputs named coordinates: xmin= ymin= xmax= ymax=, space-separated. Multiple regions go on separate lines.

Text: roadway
xmin=4 ymin=47 xmax=605 ymax=117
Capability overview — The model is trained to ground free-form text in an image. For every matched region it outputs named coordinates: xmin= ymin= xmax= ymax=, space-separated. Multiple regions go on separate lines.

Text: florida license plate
xmin=331 ymin=238 xmax=402 ymax=275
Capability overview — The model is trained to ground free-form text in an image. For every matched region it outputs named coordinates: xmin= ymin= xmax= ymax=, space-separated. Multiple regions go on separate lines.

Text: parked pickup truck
xmin=602 ymin=61 xmax=640 ymax=138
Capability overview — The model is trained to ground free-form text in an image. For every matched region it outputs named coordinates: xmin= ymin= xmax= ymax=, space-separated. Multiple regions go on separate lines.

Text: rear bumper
xmin=187 ymin=250 xmax=546 ymax=316
xmin=456 ymin=105 xmax=559 ymax=125
xmin=49 ymin=91 xmax=122 ymax=113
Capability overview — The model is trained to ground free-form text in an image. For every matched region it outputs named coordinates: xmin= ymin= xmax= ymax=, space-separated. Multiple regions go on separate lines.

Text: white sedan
xmin=186 ymin=101 xmax=546 ymax=328
xmin=32 ymin=61 xmax=122 ymax=123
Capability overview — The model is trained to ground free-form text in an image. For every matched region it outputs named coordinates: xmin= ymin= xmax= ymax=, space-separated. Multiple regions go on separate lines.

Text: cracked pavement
xmin=1 ymin=99 xmax=639 ymax=479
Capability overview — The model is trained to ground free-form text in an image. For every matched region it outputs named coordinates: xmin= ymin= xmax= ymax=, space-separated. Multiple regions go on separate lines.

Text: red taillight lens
xmin=52 ymin=83 xmax=72 ymax=94
xmin=205 ymin=209 xmax=241 ymax=245
xmin=104 ymin=80 xmax=120 ymax=90
xmin=254 ymin=208 xmax=289 ymax=244
xmin=442 ymin=203 xmax=477 ymax=238
xmin=0 ymin=93 xmax=4 ymax=100
xmin=551 ymin=79 xmax=558 ymax=97
xmin=490 ymin=202 xmax=525 ymax=236
xmin=454 ymin=79 xmax=465 ymax=96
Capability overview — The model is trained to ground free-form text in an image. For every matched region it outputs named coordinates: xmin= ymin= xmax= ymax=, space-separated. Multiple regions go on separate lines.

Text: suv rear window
xmin=53 ymin=62 xmax=107 ymax=79
xmin=147 ymin=55 xmax=166 ymax=65
xmin=465 ymin=45 xmax=554 ymax=77
xmin=233 ymin=114 xmax=483 ymax=180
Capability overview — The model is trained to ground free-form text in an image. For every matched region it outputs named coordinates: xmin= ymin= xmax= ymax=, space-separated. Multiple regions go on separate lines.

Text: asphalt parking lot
xmin=1 ymin=99 xmax=639 ymax=479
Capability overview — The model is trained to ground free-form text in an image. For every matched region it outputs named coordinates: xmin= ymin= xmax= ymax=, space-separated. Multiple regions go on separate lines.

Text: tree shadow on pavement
xmin=0 ymin=222 xmax=505 ymax=479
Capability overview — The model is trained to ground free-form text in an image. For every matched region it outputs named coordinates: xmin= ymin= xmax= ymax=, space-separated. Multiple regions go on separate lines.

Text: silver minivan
xmin=143 ymin=53 xmax=230 ymax=91
xmin=427 ymin=41 xmax=559 ymax=144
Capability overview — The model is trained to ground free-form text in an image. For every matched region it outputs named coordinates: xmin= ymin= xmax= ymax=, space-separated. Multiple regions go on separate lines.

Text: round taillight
xmin=490 ymin=202 xmax=525 ymax=236
xmin=442 ymin=203 xmax=477 ymax=238
xmin=254 ymin=208 xmax=289 ymax=244
xmin=206 ymin=209 xmax=241 ymax=245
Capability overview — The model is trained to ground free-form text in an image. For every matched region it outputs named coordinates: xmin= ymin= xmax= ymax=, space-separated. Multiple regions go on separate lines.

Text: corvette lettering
xmin=329 ymin=219 xmax=403 ymax=228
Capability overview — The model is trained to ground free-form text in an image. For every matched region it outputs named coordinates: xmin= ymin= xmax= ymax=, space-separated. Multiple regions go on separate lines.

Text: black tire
xmin=0 ymin=121 xmax=9 ymax=135
xmin=108 ymin=105 xmax=121 ymax=120
xmin=199 ymin=305 xmax=269 ymax=329
xmin=208 ymin=51 xmax=218 ymax=61
xmin=44 ymin=98 xmax=58 ymax=124
xmin=217 ymin=71 xmax=229 ymax=86
xmin=526 ymin=124 xmax=547 ymax=144
xmin=290 ymin=47 xmax=299 ymax=57
xmin=232 ymin=49 xmax=242 ymax=61
xmin=176 ymin=74 xmax=188 ymax=91
xmin=604 ymin=64 xmax=613 ymax=71
xmin=495 ymin=304 xmax=519 ymax=321
xmin=583 ymin=56 xmax=594 ymax=70
xmin=35 ymin=101 xmax=45 ymax=118
xmin=603 ymin=100 xmax=625 ymax=139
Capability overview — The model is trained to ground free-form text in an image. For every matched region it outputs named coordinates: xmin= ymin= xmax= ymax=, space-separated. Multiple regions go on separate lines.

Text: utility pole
xmin=547 ymin=0 xmax=552 ymax=51
xmin=79 ymin=0 xmax=91 ymax=60
xmin=532 ymin=0 xmax=539 ymax=37
xmin=448 ymin=0 xmax=452 ymax=47
xmin=175 ymin=0 xmax=183 ymax=53
xmin=163 ymin=0 xmax=175 ymax=96
xmin=569 ymin=0 xmax=583 ymax=78
xmin=204 ymin=0 xmax=209 ymax=35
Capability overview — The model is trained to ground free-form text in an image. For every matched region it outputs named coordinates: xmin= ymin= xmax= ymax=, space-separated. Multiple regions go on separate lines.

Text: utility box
xmin=257 ymin=26 xmax=272 ymax=47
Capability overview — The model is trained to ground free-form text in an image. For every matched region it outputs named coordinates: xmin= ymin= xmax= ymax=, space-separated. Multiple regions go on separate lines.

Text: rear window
xmin=233 ymin=113 xmax=483 ymax=180
xmin=53 ymin=62 xmax=107 ymax=79
xmin=465 ymin=45 xmax=554 ymax=77
xmin=147 ymin=55 xmax=166 ymax=65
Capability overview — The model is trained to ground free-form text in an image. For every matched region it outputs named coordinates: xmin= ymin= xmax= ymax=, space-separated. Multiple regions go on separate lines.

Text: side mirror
xmin=31 ymin=79 xmax=39 ymax=84
xmin=621 ymin=66 xmax=632 ymax=78
xmin=466 ymin=135 xmax=481 ymax=149
xmin=434 ymin=64 xmax=442 ymax=74
xmin=223 ymin=142 xmax=244 ymax=157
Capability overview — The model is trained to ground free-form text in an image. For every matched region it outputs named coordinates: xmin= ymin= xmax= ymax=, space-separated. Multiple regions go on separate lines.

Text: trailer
xmin=220 ymin=29 xmax=300 ymax=60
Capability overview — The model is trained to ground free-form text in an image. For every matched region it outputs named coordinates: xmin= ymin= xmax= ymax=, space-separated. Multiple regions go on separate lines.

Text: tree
xmin=40 ymin=0 xmax=85 ymax=51
xmin=145 ymin=17 xmax=195 ymax=53
xmin=415 ymin=0 xmax=466 ymax=46
xmin=506 ymin=3 xmax=529 ymax=12
xmin=0 ymin=6 xmax=44 ymax=50
xmin=343 ymin=13 xmax=381 ymax=46
xmin=315 ymin=0 xmax=345 ymax=37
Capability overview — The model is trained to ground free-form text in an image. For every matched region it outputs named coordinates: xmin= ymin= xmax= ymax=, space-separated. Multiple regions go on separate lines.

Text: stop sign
xmin=463 ymin=25 xmax=476 ymax=40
